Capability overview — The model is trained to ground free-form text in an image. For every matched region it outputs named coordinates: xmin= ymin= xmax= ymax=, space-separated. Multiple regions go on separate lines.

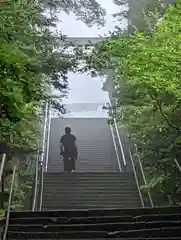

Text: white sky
xmin=57 ymin=0 xmax=127 ymax=37
xmin=64 ymin=72 xmax=108 ymax=104
xmin=53 ymin=0 xmax=127 ymax=106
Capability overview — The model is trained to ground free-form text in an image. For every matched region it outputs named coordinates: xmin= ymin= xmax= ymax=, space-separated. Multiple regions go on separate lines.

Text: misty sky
xmin=64 ymin=73 xmax=108 ymax=104
xmin=54 ymin=0 xmax=127 ymax=105
xmin=58 ymin=0 xmax=127 ymax=37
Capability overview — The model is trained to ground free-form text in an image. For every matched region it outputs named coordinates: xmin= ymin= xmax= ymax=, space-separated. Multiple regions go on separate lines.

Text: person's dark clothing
xmin=60 ymin=133 xmax=77 ymax=172
xmin=63 ymin=157 xmax=75 ymax=172
xmin=60 ymin=133 xmax=77 ymax=158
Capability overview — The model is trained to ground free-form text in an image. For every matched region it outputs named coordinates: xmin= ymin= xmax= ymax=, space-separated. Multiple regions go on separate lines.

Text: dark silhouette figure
xmin=60 ymin=127 xmax=78 ymax=172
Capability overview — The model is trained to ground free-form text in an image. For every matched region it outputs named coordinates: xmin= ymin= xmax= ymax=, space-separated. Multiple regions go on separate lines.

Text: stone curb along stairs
xmin=5 ymin=207 xmax=181 ymax=239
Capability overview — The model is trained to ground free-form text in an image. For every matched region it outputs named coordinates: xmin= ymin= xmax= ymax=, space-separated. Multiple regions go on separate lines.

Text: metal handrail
xmin=174 ymin=158 xmax=181 ymax=173
xmin=112 ymin=117 xmax=127 ymax=166
xmin=45 ymin=105 xmax=51 ymax=172
xmin=129 ymin=148 xmax=144 ymax=207
xmin=110 ymin=124 xmax=122 ymax=171
xmin=0 ymin=154 xmax=6 ymax=185
xmin=107 ymin=102 xmax=153 ymax=206
xmin=31 ymin=154 xmax=39 ymax=211
xmin=3 ymin=165 xmax=17 ymax=240
xmin=41 ymin=101 xmax=48 ymax=168
xmin=134 ymin=144 xmax=154 ymax=207
xmin=36 ymin=101 xmax=49 ymax=210
xmin=108 ymin=102 xmax=145 ymax=205
xmin=39 ymin=161 xmax=44 ymax=211
xmin=109 ymin=102 xmax=127 ymax=166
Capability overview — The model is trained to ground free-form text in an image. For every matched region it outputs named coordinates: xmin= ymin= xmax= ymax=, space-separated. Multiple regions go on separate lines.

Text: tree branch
xmin=149 ymin=92 xmax=181 ymax=134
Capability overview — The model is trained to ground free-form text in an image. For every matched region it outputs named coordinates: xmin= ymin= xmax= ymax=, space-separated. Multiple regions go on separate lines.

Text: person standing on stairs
xmin=60 ymin=127 xmax=78 ymax=172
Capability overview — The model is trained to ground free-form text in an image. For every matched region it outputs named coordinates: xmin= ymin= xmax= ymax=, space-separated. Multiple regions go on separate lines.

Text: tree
xmin=0 ymin=0 xmax=106 ymax=150
xmin=0 ymin=0 xmax=106 ymax=213
xmin=113 ymin=0 xmax=174 ymax=32
xmin=85 ymin=2 xmax=181 ymax=205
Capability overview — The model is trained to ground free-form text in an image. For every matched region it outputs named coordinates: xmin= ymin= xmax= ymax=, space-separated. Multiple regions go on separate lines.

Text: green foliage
xmin=0 ymin=209 xmax=5 ymax=217
xmin=12 ymin=175 xmax=33 ymax=210
xmin=0 ymin=0 xmax=106 ymax=150
xmin=112 ymin=0 xmax=167 ymax=31
xmin=86 ymin=2 xmax=181 ymax=205
xmin=1 ymin=0 xmax=106 ymax=211
xmin=1 ymin=153 xmax=37 ymax=211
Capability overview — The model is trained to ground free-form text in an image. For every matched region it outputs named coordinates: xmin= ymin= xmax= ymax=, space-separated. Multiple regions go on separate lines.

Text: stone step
xmin=133 ymin=213 xmax=181 ymax=222
xmin=8 ymin=221 xmax=181 ymax=232
xmin=7 ymin=230 xmax=108 ymax=239
xmin=43 ymin=183 xmax=138 ymax=187
xmin=9 ymin=215 xmax=133 ymax=225
xmin=9 ymin=207 xmax=181 ymax=218
xmin=42 ymin=197 xmax=140 ymax=202
xmin=7 ymin=238 xmax=181 ymax=240
xmin=47 ymin=168 xmax=120 ymax=172
xmin=8 ymin=213 xmax=181 ymax=225
xmin=43 ymin=179 xmax=136 ymax=184
xmin=7 ymin=208 xmax=181 ymax=239
xmin=7 ymin=227 xmax=181 ymax=239
xmin=42 ymin=194 xmax=139 ymax=200
xmin=43 ymin=177 xmax=135 ymax=181
xmin=42 ymin=196 xmax=139 ymax=201
xmin=110 ymin=227 xmax=181 ymax=238
xmin=42 ymin=172 xmax=141 ymax=210
xmin=42 ymin=204 xmax=142 ymax=211
xmin=43 ymin=172 xmax=134 ymax=177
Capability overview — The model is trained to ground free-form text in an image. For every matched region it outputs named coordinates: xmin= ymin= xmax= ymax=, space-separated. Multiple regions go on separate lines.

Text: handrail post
xmin=0 ymin=153 xmax=6 ymax=185
xmin=109 ymin=102 xmax=127 ymax=168
xmin=39 ymin=160 xmax=44 ymax=211
xmin=32 ymin=100 xmax=49 ymax=211
xmin=31 ymin=153 xmax=39 ymax=211
xmin=1 ymin=171 xmax=5 ymax=209
xmin=38 ymin=100 xmax=49 ymax=211
xmin=129 ymin=149 xmax=145 ymax=207
xmin=45 ymin=101 xmax=51 ymax=172
xmin=113 ymin=117 xmax=127 ymax=166
xmin=174 ymin=158 xmax=181 ymax=173
xmin=41 ymin=101 xmax=48 ymax=171
xmin=110 ymin=124 xmax=122 ymax=172
xmin=135 ymin=144 xmax=154 ymax=207
xmin=3 ymin=165 xmax=17 ymax=240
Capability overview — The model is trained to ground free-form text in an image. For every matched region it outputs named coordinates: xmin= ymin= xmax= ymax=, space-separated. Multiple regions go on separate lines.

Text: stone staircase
xmin=6 ymin=207 xmax=181 ymax=239
xmin=42 ymin=172 xmax=141 ymax=210
xmin=4 ymin=116 xmax=181 ymax=239
xmin=48 ymin=118 xmax=120 ymax=172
